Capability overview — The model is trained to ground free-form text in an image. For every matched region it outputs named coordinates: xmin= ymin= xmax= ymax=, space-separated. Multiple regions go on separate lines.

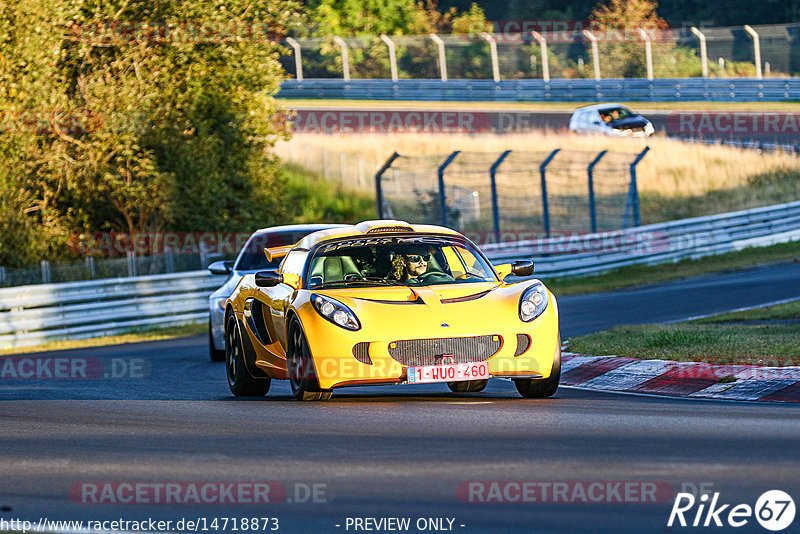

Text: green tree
xmin=0 ymin=0 xmax=296 ymax=266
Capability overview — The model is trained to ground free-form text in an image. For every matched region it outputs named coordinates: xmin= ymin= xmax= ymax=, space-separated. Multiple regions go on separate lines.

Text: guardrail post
xmin=531 ymin=31 xmax=549 ymax=82
xmin=637 ymin=29 xmax=654 ymax=80
xmin=624 ymin=147 xmax=649 ymax=228
xmin=285 ymin=37 xmax=304 ymax=81
xmin=380 ymin=34 xmax=399 ymax=82
xmin=429 ymin=34 xmax=448 ymax=81
xmin=333 ymin=36 xmax=350 ymax=81
xmin=489 ymin=150 xmax=512 ymax=242
xmin=375 ymin=152 xmax=401 ymax=218
xmin=540 ymin=149 xmax=560 ymax=238
xmin=41 ymin=260 xmax=51 ymax=284
xmin=438 ymin=151 xmax=460 ymax=227
xmin=85 ymin=256 xmax=96 ymax=279
xmin=127 ymin=251 xmax=137 ymax=277
xmin=587 ymin=150 xmax=608 ymax=233
xmin=743 ymin=25 xmax=763 ymax=79
xmin=690 ymin=27 xmax=708 ymax=77
xmin=481 ymin=32 xmax=500 ymax=82
xmin=583 ymin=30 xmax=601 ymax=80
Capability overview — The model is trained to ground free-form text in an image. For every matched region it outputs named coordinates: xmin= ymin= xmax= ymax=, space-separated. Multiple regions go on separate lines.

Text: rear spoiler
xmin=263 ymin=243 xmax=297 ymax=263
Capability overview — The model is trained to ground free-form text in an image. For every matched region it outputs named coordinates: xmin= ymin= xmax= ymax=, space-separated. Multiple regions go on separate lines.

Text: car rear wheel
xmin=514 ymin=336 xmax=561 ymax=398
xmin=447 ymin=380 xmax=488 ymax=393
xmin=225 ymin=314 xmax=270 ymax=397
xmin=209 ymin=319 xmax=225 ymax=362
xmin=287 ymin=318 xmax=332 ymax=401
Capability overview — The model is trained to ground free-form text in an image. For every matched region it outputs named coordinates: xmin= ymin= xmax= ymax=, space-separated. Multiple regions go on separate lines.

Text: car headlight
xmin=519 ymin=282 xmax=549 ymax=322
xmin=311 ymin=294 xmax=361 ymax=331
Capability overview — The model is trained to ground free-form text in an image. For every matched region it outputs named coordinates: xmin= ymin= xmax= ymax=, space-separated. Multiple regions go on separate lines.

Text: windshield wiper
xmin=311 ymin=277 xmax=406 ymax=289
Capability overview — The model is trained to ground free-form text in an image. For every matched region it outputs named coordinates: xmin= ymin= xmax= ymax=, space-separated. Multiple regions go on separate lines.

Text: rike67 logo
xmin=668 ymin=490 xmax=795 ymax=531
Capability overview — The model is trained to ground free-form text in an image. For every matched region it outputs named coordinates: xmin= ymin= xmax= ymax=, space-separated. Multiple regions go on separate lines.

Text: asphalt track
xmin=1 ymin=262 xmax=800 ymax=534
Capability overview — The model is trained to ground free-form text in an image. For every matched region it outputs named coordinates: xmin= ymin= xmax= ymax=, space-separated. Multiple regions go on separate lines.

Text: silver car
xmin=569 ymin=103 xmax=654 ymax=137
xmin=207 ymin=224 xmax=345 ymax=361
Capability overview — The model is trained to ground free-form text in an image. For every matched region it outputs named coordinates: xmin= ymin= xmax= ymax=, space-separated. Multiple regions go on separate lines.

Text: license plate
xmin=407 ymin=362 xmax=490 ymax=384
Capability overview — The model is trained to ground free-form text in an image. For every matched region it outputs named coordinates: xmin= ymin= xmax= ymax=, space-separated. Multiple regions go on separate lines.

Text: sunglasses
xmin=405 ymin=254 xmax=431 ymax=263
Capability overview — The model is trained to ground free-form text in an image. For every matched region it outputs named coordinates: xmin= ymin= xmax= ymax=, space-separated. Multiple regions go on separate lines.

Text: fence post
xmin=624 ymin=147 xmax=649 ymax=228
xmin=429 ymin=34 xmax=448 ymax=81
xmin=583 ymin=30 xmax=601 ymax=80
xmin=0 ymin=266 xmax=6 ymax=286
xmin=339 ymin=152 xmax=347 ymax=184
xmin=481 ymin=32 xmax=500 ymax=82
xmin=333 ymin=36 xmax=350 ymax=81
xmin=41 ymin=260 xmax=51 ymax=284
xmin=165 ymin=248 xmax=175 ymax=273
xmin=380 ymin=34 xmax=399 ymax=82
xmin=375 ymin=152 xmax=401 ymax=218
xmin=587 ymin=150 xmax=607 ymax=233
xmin=743 ymin=25 xmax=763 ymax=79
xmin=126 ymin=251 xmax=137 ymax=277
xmin=690 ymin=27 xmax=708 ymax=77
xmin=637 ymin=29 xmax=654 ymax=80
xmin=489 ymin=150 xmax=512 ymax=243
xmin=531 ymin=31 xmax=549 ymax=82
xmin=285 ymin=37 xmax=303 ymax=81
xmin=85 ymin=256 xmax=96 ymax=278
xmin=540 ymin=149 xmax=560 ymax=238
xmin=438 ymin=151 xmax=460 ymax=227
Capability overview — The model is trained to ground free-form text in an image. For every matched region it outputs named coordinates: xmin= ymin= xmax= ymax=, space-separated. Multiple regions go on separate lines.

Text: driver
xmin=402 ymin=248 xmax=431 ymax=280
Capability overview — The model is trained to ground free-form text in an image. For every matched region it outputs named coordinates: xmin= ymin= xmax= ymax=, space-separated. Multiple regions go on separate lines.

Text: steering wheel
xmin=411 ymin=271 xmax=455 ymax=284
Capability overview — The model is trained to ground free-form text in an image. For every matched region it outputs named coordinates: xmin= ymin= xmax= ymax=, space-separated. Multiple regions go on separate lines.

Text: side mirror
xmin=255 ymin=271 xmax=282 ymax=287
xmin=511 ymin=260 xmax=534 ymax=277
xmin=208 ymin=260 xmax=232 ymax=276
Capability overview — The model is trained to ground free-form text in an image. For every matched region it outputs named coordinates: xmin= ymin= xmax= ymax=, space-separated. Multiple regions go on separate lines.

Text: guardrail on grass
xmin=1 ymin=200 xmax=799 ymax=350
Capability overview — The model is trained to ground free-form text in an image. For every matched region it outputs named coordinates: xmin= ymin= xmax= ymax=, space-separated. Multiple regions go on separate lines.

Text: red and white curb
xmin=561 ymin=353 xmax=800 ymax=402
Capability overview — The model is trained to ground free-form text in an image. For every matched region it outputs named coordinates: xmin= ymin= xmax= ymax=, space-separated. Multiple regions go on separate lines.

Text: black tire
xmin=447 ymin=379 xmax=488 ymax=393
xmin=209 ymin=320 xmax=225 ymax=362
xmin=225 ymin=314 xmax=270 ymax=397
xmin=287 ymin=318 xmax=332 ymax=401
xmin=514 ymin=335 xmax=561 ymax=399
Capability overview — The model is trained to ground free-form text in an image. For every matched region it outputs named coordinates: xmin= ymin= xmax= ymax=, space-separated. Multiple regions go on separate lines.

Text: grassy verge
xmin=282 ymin=162 xmax=376 ymax=223
xmin=567 ymin=301 xmax=800 ymax=366
xmin=278 ymin=99 xmax=800 ymax=112
xmin=544 ymin=240 xmax=800 ymax=296
xmin=0 ymin=323 xmax=206 ymax=356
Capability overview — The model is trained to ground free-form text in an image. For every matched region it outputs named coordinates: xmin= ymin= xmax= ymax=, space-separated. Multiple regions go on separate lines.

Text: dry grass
xmin=282 ymin=132 xmax=800 ymax=222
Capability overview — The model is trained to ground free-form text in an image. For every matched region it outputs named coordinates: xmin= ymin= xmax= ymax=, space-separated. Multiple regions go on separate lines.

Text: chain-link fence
xmin=274 ymin=140 xmax=383 ymax=192
xmin=0 ymin=251 xmax=227 ymax=288
xmin=376 ymin=149 xmax=648 ymax=238
xmin=279 ymin=23 xmax=799 ymax=80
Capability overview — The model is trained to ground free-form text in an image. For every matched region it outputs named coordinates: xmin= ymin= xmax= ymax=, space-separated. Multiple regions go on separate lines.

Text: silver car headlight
xmin=519 ymin=282 xmax=549 ymax=322
xmin=311 ymin=294 xmax=361 ymax=331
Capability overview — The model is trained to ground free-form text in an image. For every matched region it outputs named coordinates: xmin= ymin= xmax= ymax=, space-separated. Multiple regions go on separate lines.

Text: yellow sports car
xmin=224 ymin=220 xmax=560 ymax=401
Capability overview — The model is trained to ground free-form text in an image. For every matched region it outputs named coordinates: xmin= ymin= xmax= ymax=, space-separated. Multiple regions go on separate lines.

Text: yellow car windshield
xmin=306 ymin=236 xmax=497 ymax=288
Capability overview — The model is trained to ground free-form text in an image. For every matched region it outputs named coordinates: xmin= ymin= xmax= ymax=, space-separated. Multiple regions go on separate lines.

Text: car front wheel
xmin=514 ymin=336 xmax=561 ymax=398
xmin=225 ymin=314 xmax=270 ymax=397
xmin=287 ymin=318 xmax=332 ymax=401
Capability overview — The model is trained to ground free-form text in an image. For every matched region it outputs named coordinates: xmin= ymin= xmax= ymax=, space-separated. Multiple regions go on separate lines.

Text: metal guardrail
xmin=1 ymin=200 xmax=799 ymax=350
xmin=0 ymin=271 xmax=225 ymax=349
xmin=279 ymin=78 xmax=800 ymax=102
